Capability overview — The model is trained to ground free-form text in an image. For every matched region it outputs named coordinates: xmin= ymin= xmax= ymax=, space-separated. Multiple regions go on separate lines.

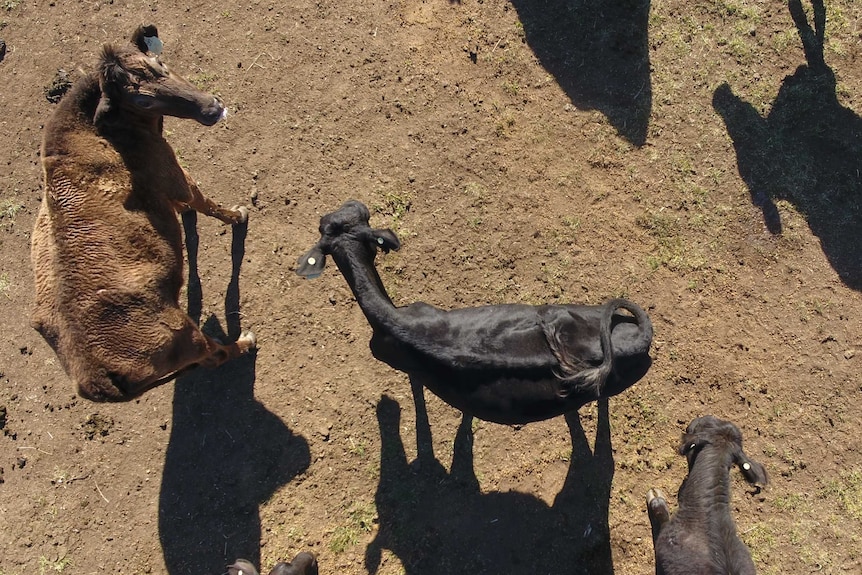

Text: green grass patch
xmin=329 ymin=501 xmax=376 ymax=553
xmin=188 ymin=71 xmax=219 ymax=91
xmin=38 ymin=556 xmax=70 ymax=575
xmin=0 ymin=198 xmax=23 ymax=223
xmin=372 ymin=189 xmax=412 ymax=224
xmin=821 ymin=469 xmax=862 ymax=520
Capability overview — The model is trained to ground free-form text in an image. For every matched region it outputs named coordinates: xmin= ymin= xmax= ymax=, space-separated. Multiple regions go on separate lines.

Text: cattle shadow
xmin=501 ymin=0 xmax=652 ymax=146
xmin=366 ymin=390 xmax=615 ymax=575
xmin=713 ymin=0 xmax=862 ymax=290
xmin=159 ymin=212 xmax=311 ymax=574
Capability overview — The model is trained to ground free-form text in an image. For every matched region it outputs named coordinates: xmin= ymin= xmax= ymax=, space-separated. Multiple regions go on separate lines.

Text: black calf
xmin=647 ymin=416 xmax=768 ymax=575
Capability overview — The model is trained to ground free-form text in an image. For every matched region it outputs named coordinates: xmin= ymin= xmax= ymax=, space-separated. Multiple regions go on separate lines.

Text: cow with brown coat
xmin=31 ymin=25 xmax=255 ymax=401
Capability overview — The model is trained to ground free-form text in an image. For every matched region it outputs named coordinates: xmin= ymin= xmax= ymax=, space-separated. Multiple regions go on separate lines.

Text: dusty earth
xmin=1 ymin=0 xmax=861 ymax=574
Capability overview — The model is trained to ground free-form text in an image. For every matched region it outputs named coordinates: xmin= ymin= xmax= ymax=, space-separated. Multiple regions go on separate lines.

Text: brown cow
xmin=31 ymin=25 xmax=255 ymax=401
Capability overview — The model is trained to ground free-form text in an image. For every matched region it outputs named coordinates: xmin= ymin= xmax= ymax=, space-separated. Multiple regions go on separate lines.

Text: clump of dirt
xmin=80 ymin=413 xmax=115 ymax=441
xmin=0 ymin=405 xmax=12 ymax=440
xmin=43 ymin=68 xmax=72 ymax=103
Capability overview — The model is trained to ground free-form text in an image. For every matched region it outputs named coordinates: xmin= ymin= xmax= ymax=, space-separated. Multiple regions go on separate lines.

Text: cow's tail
xmin=551 ymin=298 xmax=647 ymax=398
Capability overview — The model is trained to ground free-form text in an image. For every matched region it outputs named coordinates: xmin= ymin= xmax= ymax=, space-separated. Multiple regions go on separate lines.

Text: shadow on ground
xmin=713 ymin=0 xmax=862 ymax=289
xmin=159 ymin=213 xmax=311 ymax=574
xmin=366 ymin=390 xmax=615 ymax=575
xmin=505 ymin=0 xmax=652 ymax=146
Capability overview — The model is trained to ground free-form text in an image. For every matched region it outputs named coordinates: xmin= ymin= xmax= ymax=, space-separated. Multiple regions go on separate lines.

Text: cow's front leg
xmin=646 ymin=488 xmax=671 ymax=543
xmin=177 ymin=169 xmax=249 ymax=225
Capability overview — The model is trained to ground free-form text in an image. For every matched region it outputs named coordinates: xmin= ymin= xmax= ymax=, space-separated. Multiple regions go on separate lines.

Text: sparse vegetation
xmin=0 ymin=274 xmax=9 ymax=299
xmin=329 ymin=501 xmax=376 ymax=553
xmin=372 ymin=189 xmax=412 ymax=228
xmin=821 ymin=469 xmax=862 ymax=520
xmin=188 ymin=71 xmax=219 ymax=91
xmin=0 ymin=199 xmax=23 ymax=226
xmin=38 ymin=556 xmax=70 ymax=575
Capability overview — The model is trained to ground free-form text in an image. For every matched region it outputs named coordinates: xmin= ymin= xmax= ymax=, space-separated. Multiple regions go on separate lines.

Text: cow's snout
xmin=198 ymin=96 xmax=226 ymax=126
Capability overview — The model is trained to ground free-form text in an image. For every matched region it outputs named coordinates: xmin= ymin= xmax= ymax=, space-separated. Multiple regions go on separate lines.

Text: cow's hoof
xmin=239 ymin=330 xmax=257 ymax=351
xmin=274 ymin=552 xmax=318 ymax=575
xmin=227 ymin=559 xmax=259 ymax=575
xmin=232 ymin=205 xmax=249 ymax=224
xmin=646 ymin=488 xmax=667 ymax=506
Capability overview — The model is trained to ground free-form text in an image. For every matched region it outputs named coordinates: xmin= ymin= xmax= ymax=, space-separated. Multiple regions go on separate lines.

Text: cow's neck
xmin=330 ymin=245 xmax=400 ymax=333
xmin=678 ymin=449 xmax=734 ymax=517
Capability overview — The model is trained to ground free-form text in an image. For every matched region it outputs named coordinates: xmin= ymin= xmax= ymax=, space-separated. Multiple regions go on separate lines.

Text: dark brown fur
xmin=31 ymin=25 xmax=255 ymax=401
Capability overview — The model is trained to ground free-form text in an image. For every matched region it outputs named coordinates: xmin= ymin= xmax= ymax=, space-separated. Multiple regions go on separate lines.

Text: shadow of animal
xmin=366 ymin=395 xmax=616 ymax=575
xmin=158 ymin=214 xmax=311 ymax=574
xmin=503 ymin=0 xmax=652 ymax=146
xmin=713 ymin=0 xmax=862 ymax=289
xmin=647 ymin=416 xmax=768 ymax=575
xmin=30 ymin=24 xmax=255 ymax=401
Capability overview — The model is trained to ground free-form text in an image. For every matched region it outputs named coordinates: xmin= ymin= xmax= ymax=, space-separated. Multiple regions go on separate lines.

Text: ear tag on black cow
xmin=742 ymin=462 xmax=751 ymax=471
xmin=144 ymin=35 xmax=163 ymax=55
xmin=377 ymin=237 xmax=385 ymax=245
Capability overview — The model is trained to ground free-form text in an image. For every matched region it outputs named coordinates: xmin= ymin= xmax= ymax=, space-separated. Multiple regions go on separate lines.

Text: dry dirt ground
xmin=1 ymin=0 xmax=861 ymax=574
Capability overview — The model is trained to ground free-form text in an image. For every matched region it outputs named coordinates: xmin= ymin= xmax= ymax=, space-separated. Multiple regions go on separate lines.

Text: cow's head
xmin=94 ymin=25 xmax=226 ymax=127
xmin=296 ymin=200 xmax=400 ymax=279
xmin=679 ymin=415 xmax=769 ymax=486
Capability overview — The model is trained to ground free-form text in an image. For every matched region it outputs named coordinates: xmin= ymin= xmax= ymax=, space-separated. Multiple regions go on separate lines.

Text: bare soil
xmin=1 ymin=1 xmax=861 ymax=574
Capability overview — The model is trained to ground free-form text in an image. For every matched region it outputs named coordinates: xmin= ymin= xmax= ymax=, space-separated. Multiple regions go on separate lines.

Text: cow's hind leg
xmin=646 ymin=488 xmax=671 ymax=543
xmin=115 ymin=319 xmax=256 ymax=399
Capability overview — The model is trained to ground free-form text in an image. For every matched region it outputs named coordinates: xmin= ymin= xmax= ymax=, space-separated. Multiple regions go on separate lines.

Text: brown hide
xmin=30 ymin=26 xmax=254 ymax=401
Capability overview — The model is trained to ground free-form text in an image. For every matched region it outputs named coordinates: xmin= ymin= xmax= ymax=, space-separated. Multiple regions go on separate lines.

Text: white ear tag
xmin=690 ymin=443 xmax=696 ymax=450
xmin=377 ymin=237 xmax=384 ymax=245
xmin=742 ymin=462 xmax=751 ymax=471
xmin=144 ymin=35 xmax=163 ymax=55
xmin=307 ymin=257 xmax=317 ymax=265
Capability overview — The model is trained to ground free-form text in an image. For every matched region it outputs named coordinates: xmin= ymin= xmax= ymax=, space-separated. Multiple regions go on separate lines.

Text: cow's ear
xmin=296 ymin=245 xmax=326 ymax=279
xmin=679 ymin=434 xmax=709 ymax=456
xmin=369 ymin=228 xmax=400 ymax=253
xmin=733 ymin=446 xmax=769 ymax=486
xmin=131 ymin=24 xmax=161 ymax=54
xmin=94 ymin=45 xmax=127 ymax=125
